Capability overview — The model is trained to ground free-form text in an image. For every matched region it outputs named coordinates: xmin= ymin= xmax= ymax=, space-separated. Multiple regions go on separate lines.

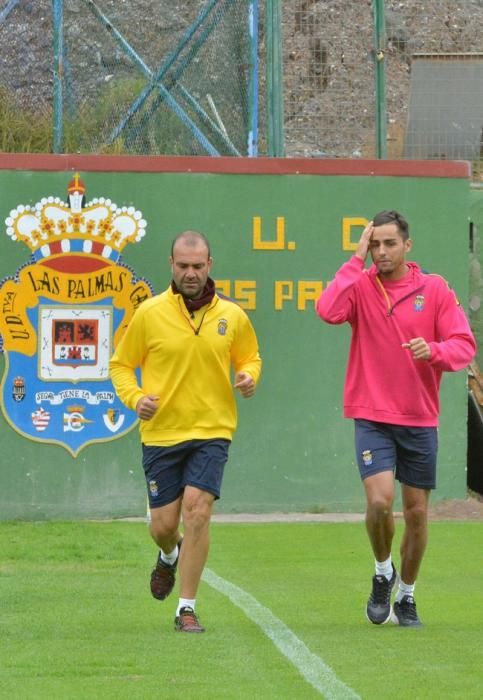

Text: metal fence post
xmin=248 ymin=0 xmax=259 ymax=156
xmin=52 ymin=0 xmax=64 ymax=154
xmin=373 ymin=0 xmax=387 ymax=158
xmin=265 ymin=0 xmax=284 ymax=157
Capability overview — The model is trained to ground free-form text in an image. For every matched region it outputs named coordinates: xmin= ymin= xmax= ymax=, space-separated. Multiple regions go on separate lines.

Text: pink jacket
xmin=316 ymin=256 xmax=476 ymax=427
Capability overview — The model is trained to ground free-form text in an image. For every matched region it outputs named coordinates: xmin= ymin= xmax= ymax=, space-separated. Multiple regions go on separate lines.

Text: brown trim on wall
xmin=0 ymin=153 xmax=471 ymax=178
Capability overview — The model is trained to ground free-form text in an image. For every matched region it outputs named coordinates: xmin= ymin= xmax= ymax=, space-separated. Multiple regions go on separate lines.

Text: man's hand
xmin=136 ymin=394 xmax=160 ymax=420
xmin=355 ymin=221 xmax=374 ymax=262
xmin=234 ymin=372 xmax=255 ymax=398
xmin=402 ymin=337 xmax=432 ymax=361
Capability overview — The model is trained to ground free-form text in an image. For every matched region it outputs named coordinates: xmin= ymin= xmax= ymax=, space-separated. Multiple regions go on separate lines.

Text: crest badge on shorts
xmin=0 ymin=174 xmax=153 ymax=456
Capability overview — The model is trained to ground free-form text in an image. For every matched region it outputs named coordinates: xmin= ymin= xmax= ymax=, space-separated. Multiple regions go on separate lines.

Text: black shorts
xmin=142 ymin=438 xmax=230 ymax=508
xmin=354 ymin=419 xmax=438 ymax=489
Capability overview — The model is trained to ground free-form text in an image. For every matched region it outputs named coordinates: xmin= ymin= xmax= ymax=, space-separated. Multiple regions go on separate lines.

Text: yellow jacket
xmin=109 ymin=286 xmax=262 ymax=444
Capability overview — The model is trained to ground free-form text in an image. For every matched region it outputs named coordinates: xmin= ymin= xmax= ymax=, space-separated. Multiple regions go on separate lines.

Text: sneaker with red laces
xmin=150 ymin=538 xmax=182 ymax=601
xmin=174 ymin=606 xmax=205 ymax=633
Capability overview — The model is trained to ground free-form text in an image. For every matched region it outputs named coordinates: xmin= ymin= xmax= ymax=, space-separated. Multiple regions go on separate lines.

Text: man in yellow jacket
xmin=109 ymin=230 xmax=261 ymax=633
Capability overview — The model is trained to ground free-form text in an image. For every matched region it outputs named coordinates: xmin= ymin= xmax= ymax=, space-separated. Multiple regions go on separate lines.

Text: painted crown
xmin=5 ymin=174 xmax=146 ymax=262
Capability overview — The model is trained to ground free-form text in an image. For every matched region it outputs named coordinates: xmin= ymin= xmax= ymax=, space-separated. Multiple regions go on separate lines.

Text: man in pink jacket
xmin=316 ymin=210 xmax=476 ymax=627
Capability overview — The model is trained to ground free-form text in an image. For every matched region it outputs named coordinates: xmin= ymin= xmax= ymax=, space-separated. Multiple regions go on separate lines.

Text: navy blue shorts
xmin=142 ymin=439 xmax=230 ymax=508
xmin=354 ymin=419 xmax=438 ymax=489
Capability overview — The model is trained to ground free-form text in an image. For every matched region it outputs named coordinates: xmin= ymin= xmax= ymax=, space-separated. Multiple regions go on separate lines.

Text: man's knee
xmin=365 ymin=482 xmax=394 ymax=517
xmin=364 ymin=471 xmax=395 ymax=516
xmin=182 ymin=488 xmax=213 ymax=531
xmin=367 ymin=496 xmax=393 ymax=519
xmin=403 ymin=501 xmax=428 ymax=530
xmin=149 ymin=500 xmax=181 ymax=542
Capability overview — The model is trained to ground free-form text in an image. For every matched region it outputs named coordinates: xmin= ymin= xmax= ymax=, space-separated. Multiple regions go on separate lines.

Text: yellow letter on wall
xmin=297 ymin=281 xmax=323 ymax=310
xmin=275 ymin=281 xmax=294 ymax=310
xmin=253 ymin=216 xmax=286 ymax=250
xmin=342 ymin=217 xmax=368 ymax=251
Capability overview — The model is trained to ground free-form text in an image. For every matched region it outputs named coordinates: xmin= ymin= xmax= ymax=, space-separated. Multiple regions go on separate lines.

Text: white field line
xmin=203 ymin=568 xmax=361 ymax=700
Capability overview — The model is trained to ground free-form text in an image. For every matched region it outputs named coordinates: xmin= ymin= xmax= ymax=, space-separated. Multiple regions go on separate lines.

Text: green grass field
xmin=1 ymin=520 xmax=482 ymax=700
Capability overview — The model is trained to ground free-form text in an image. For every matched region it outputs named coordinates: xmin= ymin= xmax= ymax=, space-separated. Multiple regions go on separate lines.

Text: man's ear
xmin=405 ymin=238 xmax=413 ymax=253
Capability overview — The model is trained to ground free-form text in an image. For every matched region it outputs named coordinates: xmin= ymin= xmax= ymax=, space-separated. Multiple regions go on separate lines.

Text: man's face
xmin=369 ymin=223 xmax=412 ymax=279
xmin=170 ymin=239 xmax=212 ymax=299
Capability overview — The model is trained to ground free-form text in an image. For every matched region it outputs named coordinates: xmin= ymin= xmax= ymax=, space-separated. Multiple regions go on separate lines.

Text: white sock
xmin=177 ymin=598 xmax=196 ymax=615
xmin=160 ymin=544 xmax=178 ymax=566
xmin=375 ymin=556 xmax=393 ymax=580
xmin=395 ymin=580 xmax=415 ymax=602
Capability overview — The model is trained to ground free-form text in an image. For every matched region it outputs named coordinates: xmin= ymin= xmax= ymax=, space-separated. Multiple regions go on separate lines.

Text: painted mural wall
xmin=0 ymin=155 xmax=472 ymax=518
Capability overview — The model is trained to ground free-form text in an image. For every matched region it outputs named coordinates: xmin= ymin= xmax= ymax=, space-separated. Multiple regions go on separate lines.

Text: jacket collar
xmin=170 ymin=277 xmax=216 ymax=312
xmin=367 ymin=260 xmax=422 ymax=284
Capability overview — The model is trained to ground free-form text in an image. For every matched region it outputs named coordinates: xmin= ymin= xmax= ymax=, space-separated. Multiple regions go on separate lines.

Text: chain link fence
xmin=281 ymin=0 xmax=483 ymax=179
xmin=0 ymin=0 xmax=483 ymax=177
xmin=0 ymin=0 xmax=257 ymax=156
xmin=0 ymin=1 xmax=53 ymax=152
xmin=280 ymin=1 xmax=376 ymax=159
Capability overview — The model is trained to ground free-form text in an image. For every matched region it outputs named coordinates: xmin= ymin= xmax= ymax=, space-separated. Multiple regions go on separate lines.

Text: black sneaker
xmin=366 ymin=564 xmax=397 ymax=625
xmin=150 ymin=538 xmax=182 ymax=601
xmin=392 ymin=595 xmax=422 ymax=627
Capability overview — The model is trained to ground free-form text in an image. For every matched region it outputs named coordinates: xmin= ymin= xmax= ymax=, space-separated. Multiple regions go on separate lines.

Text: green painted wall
xmin=0 ymin=162 xmax=472 ymax=518
xmin=469 ymin=187 xmax=483 ymax=369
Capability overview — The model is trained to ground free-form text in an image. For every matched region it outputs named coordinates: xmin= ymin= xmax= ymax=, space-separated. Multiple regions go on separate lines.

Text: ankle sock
xmin=177 ymin=598 xmax=196 ymax=616
xmin=160 ymin=544 xmax=178 ymax=566
xmin=375 ymin=556 xmax=393 ymax=581
xmin=395 ymin=580 xmax=415 ymax=602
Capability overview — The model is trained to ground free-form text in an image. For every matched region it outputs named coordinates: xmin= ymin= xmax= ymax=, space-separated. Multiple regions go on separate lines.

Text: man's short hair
xmin=372 ymin=210 xmax=409 ymax=240
xmin=171 ymin=230 xmax=211 ymax=257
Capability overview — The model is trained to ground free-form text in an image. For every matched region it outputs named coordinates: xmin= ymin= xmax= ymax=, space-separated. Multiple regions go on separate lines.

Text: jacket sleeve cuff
xmin=129 ymin=391 xmax=145 ymax=413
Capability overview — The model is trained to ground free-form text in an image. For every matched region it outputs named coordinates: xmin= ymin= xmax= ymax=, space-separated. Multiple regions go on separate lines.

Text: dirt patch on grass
xmin=428 ymin=495 xmax=483 ymax=521
xmin=210 ymin=495 xmax=483 ymax=523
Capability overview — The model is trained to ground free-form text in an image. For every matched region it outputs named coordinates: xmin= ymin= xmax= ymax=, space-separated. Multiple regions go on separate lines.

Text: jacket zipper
xmin=177 ymin=296 xmax=216 ymax=335
xmin=375 ymin=276 xmax=425 ymax=316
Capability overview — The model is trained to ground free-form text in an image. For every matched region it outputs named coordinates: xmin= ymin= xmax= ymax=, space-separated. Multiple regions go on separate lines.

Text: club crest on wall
xmin=0 ymin=174 xmax=153 ymax=456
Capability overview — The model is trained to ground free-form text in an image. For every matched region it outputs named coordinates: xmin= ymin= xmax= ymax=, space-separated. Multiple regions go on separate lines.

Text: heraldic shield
xmin=0 ymin=174 xmax=153 ymax=457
